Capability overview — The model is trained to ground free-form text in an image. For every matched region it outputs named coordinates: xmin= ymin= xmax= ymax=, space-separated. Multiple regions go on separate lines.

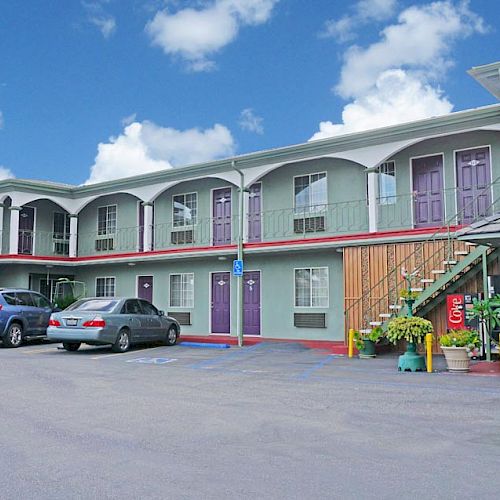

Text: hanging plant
xmin=386 ymin=316 xmax=433 ymax=345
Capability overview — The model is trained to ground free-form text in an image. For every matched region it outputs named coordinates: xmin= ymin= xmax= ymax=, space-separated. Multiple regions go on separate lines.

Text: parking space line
xmin=294 ymin=354 xmax=336 ymax=380
xmin=91 ymin=346 xmax=167 ymax=360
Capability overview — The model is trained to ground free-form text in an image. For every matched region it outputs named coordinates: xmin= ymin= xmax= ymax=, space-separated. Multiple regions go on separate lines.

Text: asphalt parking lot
xmin=1 ymin=340 xmax=499 ymax=500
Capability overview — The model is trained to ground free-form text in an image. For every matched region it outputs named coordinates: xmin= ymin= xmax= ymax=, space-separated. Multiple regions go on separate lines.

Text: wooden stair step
xmin=421 ymin=278 xmax=435 ymax=283
xmin=359 ymin=329 xmax=372 ymax=334
xmin=379 ymin=313 xmax=392 ymax=318
xmin=454 ymin=250 xmax=469 ymax=256
xmin=443 ymin=260 xmax=458 ymax=265
xmin=431 ymin=269 xmax=446 ymax=274
xmin=409 ymin=288 xmax=423 ymax=292
xmin=465 ymin=242 xmax=477 ymax=246
xmin=389 ymin=305 xmax=402 ymax=310
xmin=369 ymin=321 xmax=382 ymax=326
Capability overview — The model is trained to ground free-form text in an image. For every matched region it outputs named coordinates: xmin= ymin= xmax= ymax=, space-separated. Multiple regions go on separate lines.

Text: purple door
xmin=243 ymin=271 xmax=261 ymax=335
xmin=137 ymin=275 xmax=153 ymax=303
xmin=412 ymin=155 xmax=444 ymax=228
xmin=248 ymin=183 xmax=262 ymax=242
xmin=18 ymin=206 xmax=35 ymax=255
xmin=211 ymin=272 xmax=230 ymax=333
xmin=138 ymin=203 xmax=144 ymax=252
xmin=213 ymin=188 xmax=232 ymax=245
xmin=456 ymin=147 xmax=492 ymax=225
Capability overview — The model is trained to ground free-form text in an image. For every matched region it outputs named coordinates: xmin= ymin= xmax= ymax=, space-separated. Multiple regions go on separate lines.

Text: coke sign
xmin=447 ymin=294 xmax=465 ymax=330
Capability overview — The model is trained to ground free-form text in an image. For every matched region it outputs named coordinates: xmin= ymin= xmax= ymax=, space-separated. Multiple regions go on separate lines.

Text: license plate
xmin=66 ymin=319 xmax=78 ymax=326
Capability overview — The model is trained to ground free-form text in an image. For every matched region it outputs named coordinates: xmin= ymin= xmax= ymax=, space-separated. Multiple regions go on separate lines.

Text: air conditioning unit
xmin=167 ymin=311 xmax=191 ymax=325
xmin=171 ymin=230 xmax=194 ymax=245
xmin=293 ymin=313 xmax=326 ymax=328
xmin=294 ymin=216 xmax=325 ymax=233
xmin=95 ymin=238 xmax=114 ymax=251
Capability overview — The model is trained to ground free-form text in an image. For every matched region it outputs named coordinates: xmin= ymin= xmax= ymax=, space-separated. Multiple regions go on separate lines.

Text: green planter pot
xmin=359 ymin=339 xmax=376 ymax=358
xmin=398 ymin=341 xmax=426 ymax=372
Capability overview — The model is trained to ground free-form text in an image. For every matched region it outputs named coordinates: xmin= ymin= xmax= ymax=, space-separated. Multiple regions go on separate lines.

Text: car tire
xmin=164 ymin=326 xmax=178 ymax=346
xmin=112 ymin=329 xmax=130 ymax=353
xmin=2 ymin=323 xmax=23 ymax=348
xmin=62 ymin=342 xmax=81 ymax=352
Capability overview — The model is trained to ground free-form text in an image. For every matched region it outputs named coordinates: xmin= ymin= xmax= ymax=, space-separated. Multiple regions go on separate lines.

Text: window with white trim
xmin=96 ymin=277 xmax=116 ymax=297
xmin=170 ymin=273 xmax=194 ymax=308
xmin=378 ymin=161 xmax=396 ymax=205
xmin=294 ymin=173 xmax=327 ymax=214
xmin=97 ymin=205 xmax=117 ymax=236
xmin=173 ymin=193 xmax=197 ymax=227
xmin=294 ymin=268 xmax=329 ymax=307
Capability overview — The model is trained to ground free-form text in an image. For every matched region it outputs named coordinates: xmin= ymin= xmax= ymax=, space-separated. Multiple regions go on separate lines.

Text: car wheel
xmin=112 ymin=329 xmax=130 ymax=353
xmin=3 ymin=323 xmax=23 ymax=348
xmin=62 ymin=342 xmax=81 ymax=352
xmin=165 ymin=326 xmax=178 ymax=346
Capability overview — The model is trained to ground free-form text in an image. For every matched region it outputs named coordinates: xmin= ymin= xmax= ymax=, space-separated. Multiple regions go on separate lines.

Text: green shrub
xmin=386 ymin=316 xmax=433 ymax=344
xmin=353 ymin=326 xmax=384 ymax=350
xmin=439 ymin=329 xmax=480 ymax=348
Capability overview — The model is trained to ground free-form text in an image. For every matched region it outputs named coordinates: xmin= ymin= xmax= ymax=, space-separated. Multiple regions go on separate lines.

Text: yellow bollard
xmin=426 ymin=333 xmax=433 ymax=373
xmin=348 ymin=329 xmax=355 ymax=358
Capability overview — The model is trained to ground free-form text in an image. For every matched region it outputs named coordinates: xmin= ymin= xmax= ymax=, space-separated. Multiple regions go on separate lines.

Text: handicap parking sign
xmin=233 ymin=259 xmax=243 ymax=276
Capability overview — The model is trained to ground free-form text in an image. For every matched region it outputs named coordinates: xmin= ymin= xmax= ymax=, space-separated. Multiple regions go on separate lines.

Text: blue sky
xmin=0 ymin=0 xmax=498 ymax=185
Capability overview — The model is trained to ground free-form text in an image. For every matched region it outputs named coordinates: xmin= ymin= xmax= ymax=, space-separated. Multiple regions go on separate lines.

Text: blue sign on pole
xmin=233 ymin=259 xmax=244 ymax=276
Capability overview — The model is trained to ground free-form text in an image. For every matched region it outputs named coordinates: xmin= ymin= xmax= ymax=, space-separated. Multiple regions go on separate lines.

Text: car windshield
xmin=65 ymin=299 xmax=119 ymax=312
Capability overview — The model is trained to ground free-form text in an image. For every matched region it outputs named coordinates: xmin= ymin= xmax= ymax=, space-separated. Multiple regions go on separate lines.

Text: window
xmin=31 ymin=293 xmax=51 ymax=308
xmin=2 ymin=293 xmax=19 ymax=306
xmin=67 ymin=299 xmax=119 ymax=312
xmin=170 ymin=273 xmax=194 ymax=308
xmin=96 ymin=277 xmax=116 ymax=297
xmin=173 ymin=193 xmax=197 ymax=227
xmin=121 ymin=299 xmax=142 ymax=315
xmin=15 ymin=292 xmax=35 ymax=307
xmin=53 ymin=212 xmax=70 ymax=239
xmin=294 ymin=268 xmax=329 ymax=307
xmin=140 ymin=300 xmax=159 ymax=315
xmin=294 ymin=173 xmax=327 ymax=214
xmin=97 ymin=206 xmax=117 ymax=236
xmin=378 ymin=161 xmax=396 ymax=205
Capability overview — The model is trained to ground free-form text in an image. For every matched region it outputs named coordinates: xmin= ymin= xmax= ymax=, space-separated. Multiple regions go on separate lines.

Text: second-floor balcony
xmin=3 ymin=183 xmax=500 ymax=259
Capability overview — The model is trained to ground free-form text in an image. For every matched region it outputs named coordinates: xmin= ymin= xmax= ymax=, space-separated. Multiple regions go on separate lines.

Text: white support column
xmin=143 ymin=203 xmax=153 ymax=252
xmin=69 ymin=215 xmax=78 ymax=258
xmin=9 ymin=206 xmax=21 ymax=255
xmin=0 ymin=205 xmax=4 ymax=255
xmin=367 ymin=172 xmax=379 ymax=233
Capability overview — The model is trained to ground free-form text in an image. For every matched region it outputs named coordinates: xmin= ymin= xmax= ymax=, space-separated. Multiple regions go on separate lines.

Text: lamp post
xmin=232 ymin=160 xmax=246 ymax=348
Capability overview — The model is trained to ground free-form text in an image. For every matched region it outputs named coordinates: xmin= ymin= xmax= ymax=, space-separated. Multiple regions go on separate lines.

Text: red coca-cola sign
xmin=447 ymin=294 xmax=465 ymax=330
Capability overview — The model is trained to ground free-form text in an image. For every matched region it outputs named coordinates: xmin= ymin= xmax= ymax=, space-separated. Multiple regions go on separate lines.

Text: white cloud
xmin=310 ymin=70 xmax=453 ymax=140
xmin=311 ymin=1 xmax=487 ymax=141
xmin=82 ymin=1 xmax=117 ymax=39
xmin=0 ymin=165 xmax=14 ymax=180
xmin=146 ymin=0 xmax=279 ymax=71
xmin=321 ymin=0 xmax=397 ymax=42
xmin=121 ymin=113 xmax=137 ymax=127
xmin=85 ymin=121 xmax=235 ymax=184
xmin=239 ymin=108 xmax=264 ymax=134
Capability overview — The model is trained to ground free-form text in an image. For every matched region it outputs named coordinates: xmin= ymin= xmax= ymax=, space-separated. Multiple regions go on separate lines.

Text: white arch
xmin=9 ymin=192 xmax=76 ymax=214
xmin=148 ymin=173 xmax=239 ymax=202
xmin=74 ymin=191 xmax=143 ymax=214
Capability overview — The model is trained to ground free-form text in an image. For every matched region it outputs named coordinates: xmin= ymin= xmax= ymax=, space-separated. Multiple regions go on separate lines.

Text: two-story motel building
xmin=2 ymin=66 xmax=500 ymax=350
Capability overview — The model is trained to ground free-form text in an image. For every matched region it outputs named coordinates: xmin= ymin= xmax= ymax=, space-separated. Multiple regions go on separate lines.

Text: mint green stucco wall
xmin=258 ymin=158 xmax=368 ymax=239
xmin=378 ymin=130 xmax=500 ymax=230
xmin=77 ymin=193 xmax=141 ymax=255
xmin=153 ymin=178 xmax=236 ymax=247
xmin=72 ymin=250 xmax=344 ymax=341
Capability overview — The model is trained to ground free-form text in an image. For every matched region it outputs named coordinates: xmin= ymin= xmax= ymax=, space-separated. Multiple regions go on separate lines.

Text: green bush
xmin=386 ymin=316 xmax=433 ymax=345
xmin=353 ymin=326 xmax=384 ymax=350
xmin=439 ymin=329 xmax=480 ymax=348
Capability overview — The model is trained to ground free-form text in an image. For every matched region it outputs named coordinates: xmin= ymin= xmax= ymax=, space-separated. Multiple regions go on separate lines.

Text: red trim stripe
xmin=0 ymin=225 xmax=461 ymax=263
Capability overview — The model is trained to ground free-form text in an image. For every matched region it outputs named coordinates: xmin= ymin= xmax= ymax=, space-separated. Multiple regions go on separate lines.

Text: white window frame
xmin=95 ymin=277 xmax=116 ymax=298
xmin=172 ymin=192 xmax=198 ymax=229
xmin=169 ymin=273 xmax=194 ymax=308
xmin=294 ymin=267 xmax=329 ymax=308
xmin=377 ymin=161 xmax=396 ymax=205
xmin=97 ymin=205 xmax=117 ymax=237
xmin=293 ymin=172 xmax=328 ymax=215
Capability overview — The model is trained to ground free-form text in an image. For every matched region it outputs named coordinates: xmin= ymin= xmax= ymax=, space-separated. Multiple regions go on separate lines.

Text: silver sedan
xmin=47 ymin=297 xmax=180 ymax=352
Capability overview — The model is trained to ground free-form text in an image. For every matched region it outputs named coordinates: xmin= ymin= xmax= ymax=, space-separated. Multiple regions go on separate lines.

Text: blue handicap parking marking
xmin=126 ymin=357 xmax=177 ymax=365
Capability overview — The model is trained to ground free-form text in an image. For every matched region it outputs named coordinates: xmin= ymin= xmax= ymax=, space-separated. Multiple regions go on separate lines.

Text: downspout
xmin=232 ymin=160 xmax=245 ymax=348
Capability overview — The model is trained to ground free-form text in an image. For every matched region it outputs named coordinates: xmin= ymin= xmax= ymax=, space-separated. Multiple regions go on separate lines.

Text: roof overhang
xmin=468 ymin=62 xmax=500 ymax=100
xmin=457 ymin=214 xmax=500 ymax=247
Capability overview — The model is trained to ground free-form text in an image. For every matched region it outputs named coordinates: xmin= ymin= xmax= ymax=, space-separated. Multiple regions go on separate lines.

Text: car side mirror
xmin=158 ymin=310 xmax=165 ymax=316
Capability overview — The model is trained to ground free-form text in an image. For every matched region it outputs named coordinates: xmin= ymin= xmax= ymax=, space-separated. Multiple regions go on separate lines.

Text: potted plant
xmin=466 ymin=296 xmax=500 ymax=362
xmin=386 ymin=316 xmax=434 ymax=371
xmin=353 ymin=327 xmax=384 ymax=358
xmin=439 ymin=329 xmax=480 ymax=372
